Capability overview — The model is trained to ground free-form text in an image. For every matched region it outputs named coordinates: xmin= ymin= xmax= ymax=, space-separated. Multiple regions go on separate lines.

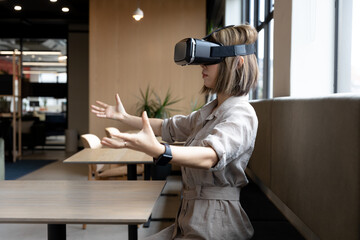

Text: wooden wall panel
xmin=89 ymin=0 xmax=206 ymax=138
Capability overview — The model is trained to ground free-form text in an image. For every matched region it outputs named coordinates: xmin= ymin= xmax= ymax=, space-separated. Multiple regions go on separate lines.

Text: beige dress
xmin=145 ymin=95 xmax=258 ymax=240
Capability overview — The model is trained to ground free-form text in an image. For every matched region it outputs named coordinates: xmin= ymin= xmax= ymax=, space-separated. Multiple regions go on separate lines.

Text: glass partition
xmin=21 ymin=38 xmax=67 ymax=114
xmin=0 ymin=38 xmax=67 ymax=154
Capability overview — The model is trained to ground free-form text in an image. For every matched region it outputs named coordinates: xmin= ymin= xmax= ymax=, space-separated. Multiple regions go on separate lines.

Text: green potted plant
xmin=136 ymin=86 xmax=181 ymax=119
xmin=136 ymin=86 xmax=156 ymax=118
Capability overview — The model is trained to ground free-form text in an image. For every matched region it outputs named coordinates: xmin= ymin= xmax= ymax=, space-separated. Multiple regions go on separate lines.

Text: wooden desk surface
xmin=0 ymin=180 xmax=165 ymax=224
xmin=63 ymin=148 xmax=153 ymax=164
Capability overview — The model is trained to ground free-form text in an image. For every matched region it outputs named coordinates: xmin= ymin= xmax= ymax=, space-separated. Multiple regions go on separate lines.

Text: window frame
xmin=241 ymin=0 xmax=273 ymax=99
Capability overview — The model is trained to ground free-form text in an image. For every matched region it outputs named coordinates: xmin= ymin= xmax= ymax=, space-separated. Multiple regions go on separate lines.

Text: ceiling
xmin=0 ymin=0 xmax=89 ymax=38
xmin=0 ymin=0 xmax=224 ymax=38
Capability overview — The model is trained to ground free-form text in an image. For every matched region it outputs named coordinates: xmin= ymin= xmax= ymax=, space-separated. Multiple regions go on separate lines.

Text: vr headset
xmin=174 ymin=26 xmax=256 ymax=66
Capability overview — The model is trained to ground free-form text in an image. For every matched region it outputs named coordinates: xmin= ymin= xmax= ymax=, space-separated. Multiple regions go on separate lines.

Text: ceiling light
xmin=14 ymin=5 xmax=22 ymax=11
xmin=50 ymin=0 xmax=58 ymax=2
xmin=62 ymin=7 xmax=69 ymax=13
xmin=25 ymin=51 xmax=62 ymax=55
xmin=23 ymin=62 xmax=66 ymax=67
xmin=133 ymin=8 xmax=144 ymax=21
xmin=23 ymin=70 xmax=58 ymax=75
xmin=0 ymin=50 xmax=62 ymax=56
xmin=132 ymin=0 xmax=143 ymax=21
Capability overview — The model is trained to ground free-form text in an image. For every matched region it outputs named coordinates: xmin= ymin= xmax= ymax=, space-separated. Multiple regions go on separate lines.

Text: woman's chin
xmin=203 ymin=83 xmax=214 ymax=89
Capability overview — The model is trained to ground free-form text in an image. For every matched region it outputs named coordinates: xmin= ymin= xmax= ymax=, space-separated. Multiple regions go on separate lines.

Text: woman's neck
xmin=216 ymin=93 xmax=230 ymax=106
xmin=212 ymin=93 xmax=230 ymax=113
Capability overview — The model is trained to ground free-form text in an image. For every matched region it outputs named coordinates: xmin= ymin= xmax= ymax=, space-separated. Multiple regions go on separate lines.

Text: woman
xmin=91 ymin=24 xmax=259 ymax=240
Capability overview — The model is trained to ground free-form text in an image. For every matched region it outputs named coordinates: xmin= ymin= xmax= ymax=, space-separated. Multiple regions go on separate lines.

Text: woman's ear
xmin=237 ymin=56 xmax=244 ymax=69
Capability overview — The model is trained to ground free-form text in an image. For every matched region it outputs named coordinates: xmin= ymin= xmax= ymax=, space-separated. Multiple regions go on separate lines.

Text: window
xmin=211 ymin=0 xmax=274 ymax=100
xmin=337 ymin=0 xmax=360 ymax=93
xmin=351 ymin=1 xmax=360 ymax=93
xmin=241 ymin=0 xmax=274 ymax=99
xmin=0 ymin=38 xmax=67 ymax=113
xmin=22 ymin=38 xmax=67 ymax=84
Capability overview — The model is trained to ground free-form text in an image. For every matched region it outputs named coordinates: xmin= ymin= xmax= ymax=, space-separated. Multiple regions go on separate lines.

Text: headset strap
xmin=211 ymin=43 xmax=256 ymax=57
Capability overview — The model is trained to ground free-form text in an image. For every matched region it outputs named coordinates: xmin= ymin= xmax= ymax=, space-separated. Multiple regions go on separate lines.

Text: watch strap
xmin=153 ymin=143 xmax=172 ymax=166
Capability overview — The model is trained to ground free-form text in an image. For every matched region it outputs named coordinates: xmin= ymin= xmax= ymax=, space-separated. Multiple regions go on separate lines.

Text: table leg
xmin=128 ymin=225 xmax=138 ymax=240
xmin=127 ymin=164 xmax=137 ymax=180
xmin=48 ymin=224 xmax=66 ymax=240
xmin=144 ymin=164 xmax=151 ymax=180
xmin=143 ymin=214 xmax=151 ymax=228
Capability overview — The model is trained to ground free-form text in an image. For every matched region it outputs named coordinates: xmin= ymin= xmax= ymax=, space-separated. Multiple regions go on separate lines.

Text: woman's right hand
xmin=101 ymin=111 xmax=165 ymax=158
xmin=91 ymin=93 xmax=127 ymax=121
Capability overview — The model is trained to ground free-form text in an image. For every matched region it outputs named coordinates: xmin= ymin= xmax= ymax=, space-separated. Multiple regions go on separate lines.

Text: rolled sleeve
xmin=161 ymin=118 xmax=174 ymax=143
xmin=161 ymin=111 xmax=199 ymax=143
xmin=203 ymin=121 xmax=255 ymax=171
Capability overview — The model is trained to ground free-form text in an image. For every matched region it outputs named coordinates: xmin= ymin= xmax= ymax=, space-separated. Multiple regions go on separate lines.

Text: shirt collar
xmin=200 ymin=95 xmax=249 ymax=121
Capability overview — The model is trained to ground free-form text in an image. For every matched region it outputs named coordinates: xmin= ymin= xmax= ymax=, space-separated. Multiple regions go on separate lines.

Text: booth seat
xmin=248 ymin=93 xmax=360 ymax=240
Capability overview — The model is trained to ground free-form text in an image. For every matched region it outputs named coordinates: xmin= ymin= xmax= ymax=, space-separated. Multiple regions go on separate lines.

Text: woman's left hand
xmin=101 ymin=111 xmax=165 ymax=158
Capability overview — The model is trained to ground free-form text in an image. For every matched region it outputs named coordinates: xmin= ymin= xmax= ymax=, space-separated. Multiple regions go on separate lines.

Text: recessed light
xmin=14 ymin=5 xmax=22 ymax=11
xmin=0 ymin=50 xmax=62 ymax=55
xmin=23 ymin=62 xmax=66 ymax=67
xmin=50 ymin=0 xmax=58 ymax=2
xmin=62 ymin=7 xmax=69 ymax=12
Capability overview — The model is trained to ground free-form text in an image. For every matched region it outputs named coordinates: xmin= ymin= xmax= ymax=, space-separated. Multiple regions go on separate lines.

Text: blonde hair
xmin=201 ymin=25 xmax=259 ymax=96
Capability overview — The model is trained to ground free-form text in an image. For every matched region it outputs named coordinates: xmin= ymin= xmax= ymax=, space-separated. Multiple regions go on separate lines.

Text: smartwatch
xmin=153 ymin=143 xmax=173 ymax=166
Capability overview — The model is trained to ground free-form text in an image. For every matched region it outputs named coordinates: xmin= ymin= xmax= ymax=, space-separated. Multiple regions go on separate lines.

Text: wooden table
xmin=63 ymin=148 xmax=153 ymax=180
xmin=63 ymin=148 xmax=170 ymax=228
xmin=0 ymin=180 xmax=165 ymax=240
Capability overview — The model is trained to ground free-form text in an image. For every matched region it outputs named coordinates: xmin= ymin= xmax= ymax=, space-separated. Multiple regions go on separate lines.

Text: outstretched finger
xmin=101 ymin=137 xmax=126 ymax=148
xmin=91 ymin=109 xmax=103 ymax=114
xmin=91 ymin=110 xmax=106 ymax=118
xmin=116 ymin=94 xmax=126 ymax=112
xmin=115 ymin=94 xmax=122 ymax=105
xmin=95 ymin=100 xmax=108 ymax=108
xmin=91 ymin=105 xmax=105 ymax=112
xmin=141 ymin=111 xmax=154 ymax=134
xmin=111 ymin=132 xmax=135 ymax=143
